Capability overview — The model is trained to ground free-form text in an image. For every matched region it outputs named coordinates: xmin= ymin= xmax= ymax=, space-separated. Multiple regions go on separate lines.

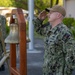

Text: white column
xmin=63 ymin=0 xmax=66 ymax=8
xmin=28 ymin=0 xmax=34 ymax=50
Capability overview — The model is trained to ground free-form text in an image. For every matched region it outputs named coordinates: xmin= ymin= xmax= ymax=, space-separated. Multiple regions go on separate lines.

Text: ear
xmin=57 ymin=13 xmax=62 ymax=18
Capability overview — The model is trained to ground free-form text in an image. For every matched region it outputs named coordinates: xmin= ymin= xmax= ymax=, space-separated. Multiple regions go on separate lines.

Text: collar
xmin=50 ymin=23 xmax=63 ymax=34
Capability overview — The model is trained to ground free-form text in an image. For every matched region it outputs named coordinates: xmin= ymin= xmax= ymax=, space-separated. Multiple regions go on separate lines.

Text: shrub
xmin=6 ymin=25 xmax=10 ymax=35
xmin=72 ymin=20 xmax=75 ymax=26
xmin=70 ymin=20 xmax=75 ymax=39
xmin=63 ymin=18 xmax=74 ymax=28
xmin=63 ymin=18 xmax=75 ymax=39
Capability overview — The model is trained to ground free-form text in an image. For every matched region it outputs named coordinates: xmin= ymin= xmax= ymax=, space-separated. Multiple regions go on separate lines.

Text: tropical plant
xmin=63 ymin=18 xmax=75 ymax=28
xmin=0 ymin=0 xmax=28 ymax=9
xmin=0 ymin=0 xmax=63 ymax=13
xmin=71 ymin=20 xmax=75 ymax=39
xmin=63 ymin=18 xmax=75 ymax=39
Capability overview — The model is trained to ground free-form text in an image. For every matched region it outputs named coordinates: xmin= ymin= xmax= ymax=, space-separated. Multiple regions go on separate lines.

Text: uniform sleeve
xmin=33 ymin=17 xmax=50 ymax=36
xmin=62 ymin=32 xmax=75 ymax=74
xmin=0 ymin=15 xmax=6 ymax=60
xmin=0 ymin=15 xmax=6 ymax=39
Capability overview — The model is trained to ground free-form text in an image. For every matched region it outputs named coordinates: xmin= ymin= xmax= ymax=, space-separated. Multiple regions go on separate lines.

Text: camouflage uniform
xmin=33 ymin=17 xmax=75 ymax=75
xmin=0 ymin=15 xmax=6 ymax=70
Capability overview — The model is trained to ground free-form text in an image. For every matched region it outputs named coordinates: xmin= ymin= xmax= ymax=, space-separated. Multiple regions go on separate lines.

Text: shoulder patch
xmin=62 ymin=33 xmax=71 ymax=42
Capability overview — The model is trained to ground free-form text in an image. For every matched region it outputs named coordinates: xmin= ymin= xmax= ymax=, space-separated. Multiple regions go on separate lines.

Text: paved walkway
xmin=0 ymin=38 xmax=44 ymax=75
xmin=0 ymin=38 xmax=75 ymax=75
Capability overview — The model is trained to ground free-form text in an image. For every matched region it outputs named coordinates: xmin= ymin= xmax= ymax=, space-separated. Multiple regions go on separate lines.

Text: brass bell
xmin=26 ymin=36 xmax=30 ymax=43
xmin=4 ymin=23 xmax=19 ymax=43
xmin=5 ymin=23 xmax=30 ymax=43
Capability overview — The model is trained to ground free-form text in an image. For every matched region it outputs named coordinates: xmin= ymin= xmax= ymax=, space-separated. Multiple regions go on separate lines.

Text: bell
xmin=26 ymin=36 xmax=30 ymax=43
xmin=5 ymin=23 xmax=30 ymax=44
xmin=5 ymin=23 xmax=19 ymax=43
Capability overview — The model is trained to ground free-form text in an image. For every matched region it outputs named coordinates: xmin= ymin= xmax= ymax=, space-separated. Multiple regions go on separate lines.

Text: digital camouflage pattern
xmin=0 ymin=15 xmax=6 ymax=61
xmin=33 ymin=17 xmax=75 ymax=75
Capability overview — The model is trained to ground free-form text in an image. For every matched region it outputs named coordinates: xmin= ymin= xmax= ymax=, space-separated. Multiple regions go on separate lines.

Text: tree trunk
xmin=55 ymin=0 xmax=59 ymax=5
xmin=50 ymin=0 xmax=53 ymax=7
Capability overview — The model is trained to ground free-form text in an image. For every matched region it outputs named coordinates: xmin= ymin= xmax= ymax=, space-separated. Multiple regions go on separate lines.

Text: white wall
xmin=64 ymin=0 xmax=75 ymax=18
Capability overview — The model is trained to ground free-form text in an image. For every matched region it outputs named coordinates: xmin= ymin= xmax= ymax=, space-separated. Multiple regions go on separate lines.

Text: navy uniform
xmin=33 ymin=17 xmax=75 ymax=75
xmin=0 ymin=15 xmax=6 ymax=71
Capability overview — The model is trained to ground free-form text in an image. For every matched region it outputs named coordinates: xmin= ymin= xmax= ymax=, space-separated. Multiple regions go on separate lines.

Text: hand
xmin=38 ymin=10 xmax=47 ymax=20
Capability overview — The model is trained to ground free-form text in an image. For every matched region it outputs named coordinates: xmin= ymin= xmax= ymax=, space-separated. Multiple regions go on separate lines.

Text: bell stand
xmin=9 ymin=8 xmax=27 ymax=75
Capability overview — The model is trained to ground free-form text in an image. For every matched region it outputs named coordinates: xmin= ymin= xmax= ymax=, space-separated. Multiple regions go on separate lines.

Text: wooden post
xmin=10 ymin=8 xmax=27 ymax=75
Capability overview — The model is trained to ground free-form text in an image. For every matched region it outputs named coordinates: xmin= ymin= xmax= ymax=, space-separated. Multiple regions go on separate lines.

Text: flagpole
xmin=28 ymin=0 xmax=34 ymax=50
